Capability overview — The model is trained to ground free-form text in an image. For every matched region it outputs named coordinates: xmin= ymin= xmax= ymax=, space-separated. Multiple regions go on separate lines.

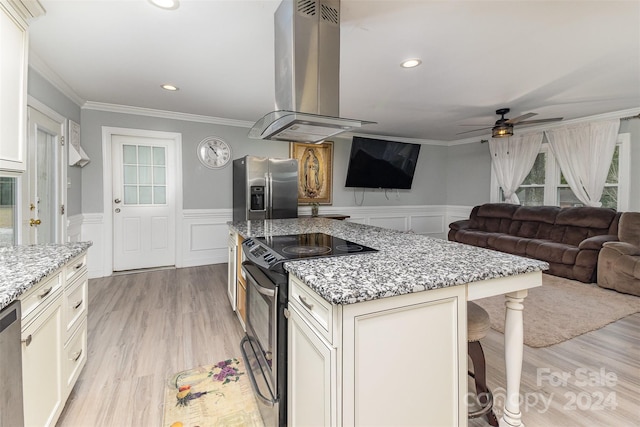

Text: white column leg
xmin=500 ymin=289 xmax=528 ymax=427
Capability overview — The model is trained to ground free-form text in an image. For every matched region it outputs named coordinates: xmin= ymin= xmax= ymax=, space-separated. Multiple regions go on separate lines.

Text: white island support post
xmin=501 ymin=290 xmax=528 ymax=427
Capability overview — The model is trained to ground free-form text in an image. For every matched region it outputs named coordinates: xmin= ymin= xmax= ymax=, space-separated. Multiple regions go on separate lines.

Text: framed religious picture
xmin=289 ymin=141 xmax=333 ymax=205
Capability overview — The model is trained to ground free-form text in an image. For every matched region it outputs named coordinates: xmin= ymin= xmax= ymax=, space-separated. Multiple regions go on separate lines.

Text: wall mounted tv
xmin=345 ymin=136 xmax=421 ymax=189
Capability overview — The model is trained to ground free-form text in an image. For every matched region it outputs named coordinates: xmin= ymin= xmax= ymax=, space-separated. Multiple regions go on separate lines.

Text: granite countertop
xmin=0 ymin=242 xmax=93 ymax=311
xmin=228 ymin=218 xmax=549 ymax=305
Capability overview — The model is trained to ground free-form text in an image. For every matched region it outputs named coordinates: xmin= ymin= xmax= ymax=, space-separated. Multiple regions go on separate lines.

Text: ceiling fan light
xmin=492 ymin=125 xmax=513 ymax=138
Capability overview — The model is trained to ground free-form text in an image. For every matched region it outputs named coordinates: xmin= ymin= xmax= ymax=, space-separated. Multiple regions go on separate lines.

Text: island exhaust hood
xmin=249 ymin=0 xmax=373 ymax=143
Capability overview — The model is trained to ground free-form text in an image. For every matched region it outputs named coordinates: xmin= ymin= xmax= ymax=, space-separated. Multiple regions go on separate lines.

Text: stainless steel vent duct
xmin=249 ymin=0 xmax=373 ymax=143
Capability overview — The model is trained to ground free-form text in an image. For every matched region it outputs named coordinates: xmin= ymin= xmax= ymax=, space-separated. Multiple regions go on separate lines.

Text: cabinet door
xmin=288 ymin=306 xmax=336 ymax=427
xmin=22 ymin=297 xmax=63 ymax=427
xmin=0 ymin=2 xmax=27 ymax=171
xmin=227 ymin=234 xmax=237 ymax=310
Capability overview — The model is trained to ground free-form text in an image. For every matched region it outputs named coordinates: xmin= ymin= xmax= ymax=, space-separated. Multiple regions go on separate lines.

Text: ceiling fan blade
xmin=514 ymin=117 xmax=564 ymax=126
xmin=457 ymin=124 xmax=494 ymax=126
xmin=455 ymin=126 xmax=493 ymax=135
xmin=505 ymin=112 xmax=537 ymax=124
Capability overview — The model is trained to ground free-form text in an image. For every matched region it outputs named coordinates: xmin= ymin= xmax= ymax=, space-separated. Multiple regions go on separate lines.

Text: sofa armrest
xmin=578 ymin=234 xmax=618 ymax=250
xmin=602 ymin=241 xmax=640 ymax=256
xmin=449 ymin=219 xmax=470 ymax=231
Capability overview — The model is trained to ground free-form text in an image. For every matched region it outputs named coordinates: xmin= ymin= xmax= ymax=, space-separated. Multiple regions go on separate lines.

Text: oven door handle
xmin=242 ymin=263 xmax=277 ymax=297
xmin=240 ymin=335 xmax=277 ymax=406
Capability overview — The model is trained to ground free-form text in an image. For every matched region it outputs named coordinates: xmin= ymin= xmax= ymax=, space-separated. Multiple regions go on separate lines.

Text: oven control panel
xmin=243 ymin=238 xmax=285 ymax=270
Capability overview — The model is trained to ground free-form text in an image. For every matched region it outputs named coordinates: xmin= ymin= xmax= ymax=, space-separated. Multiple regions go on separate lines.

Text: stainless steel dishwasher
xmin=0 ymin=300 xmax=24 ymax=426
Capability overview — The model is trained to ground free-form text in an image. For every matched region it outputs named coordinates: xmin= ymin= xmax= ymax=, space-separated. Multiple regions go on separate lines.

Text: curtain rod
xmin=621 ymin=113 xmax=640 ymax=121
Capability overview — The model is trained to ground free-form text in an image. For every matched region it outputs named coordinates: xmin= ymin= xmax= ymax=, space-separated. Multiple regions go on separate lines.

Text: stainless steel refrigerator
xmin=233 ymin=156 xmax=299 ymax=221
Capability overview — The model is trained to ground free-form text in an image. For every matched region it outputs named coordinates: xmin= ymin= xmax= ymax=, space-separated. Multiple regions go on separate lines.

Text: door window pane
xmin=138 ymin=146 xmax=151 ymax=165
xmin=139 ymin=186 xmax=152 ymax=204
xmin=0 ymin=177 xmax=16 ymax=246
xmin=124 ymin=186 xmax=138 ymax=204
xmin=36 ymin=129 xmax=57 ymax=244
xmin=123 ymin=165 xmax=138 ymax=184
xmin=123 ymin=145 xmax=137 ymax=164
xmin=153 ymin=166 xmax=166 ymax=185
xmin=154 ymin=186 xmax=166 ymax=204
xmin=153 ymin=147 xmax=165 ymax=166
xmin=138 ymin=166 xmax=152 ymax=185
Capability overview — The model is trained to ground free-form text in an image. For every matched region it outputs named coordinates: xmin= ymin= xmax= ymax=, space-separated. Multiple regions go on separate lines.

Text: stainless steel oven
xmin=239 ymin=233 xmax=377 ymax=427
xmin=240 ymin=262 xmax=288 ymax=427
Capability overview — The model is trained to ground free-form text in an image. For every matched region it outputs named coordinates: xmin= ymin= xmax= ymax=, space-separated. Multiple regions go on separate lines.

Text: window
xmin=493 ymin=133 xmax=630 ymax=210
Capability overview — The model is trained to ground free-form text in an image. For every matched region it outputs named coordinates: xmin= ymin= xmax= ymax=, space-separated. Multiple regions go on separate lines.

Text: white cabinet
xmin=288 ymin=275 xmax=467 ymax=426
xmin=0 ymin=0 xmax=44 ymax=171
xmin=288 ymin=305 xmax=336 ymax=427
xmin=19 ymin=251 xmax=89 ymax=427
xmin=20 ymin=274 xmax=64 ymax=427
xmin=227 ymin=230 xmax=237 ymax=311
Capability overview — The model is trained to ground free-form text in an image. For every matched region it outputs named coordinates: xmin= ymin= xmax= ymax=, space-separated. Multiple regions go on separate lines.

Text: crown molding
xmin=28 ymin=52 xmax=85 ymax=107
xmin=82 ymin=102 xmax=256 ymax=128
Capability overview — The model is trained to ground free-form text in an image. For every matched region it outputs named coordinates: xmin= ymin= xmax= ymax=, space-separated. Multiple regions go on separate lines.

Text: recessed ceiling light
xmin=149 ymin=0 xmax=179 ymax=10
xmin=401 ymin=59 xmax=422 ymax=68
xmin=161 ymin=84 xmax=179 ymax=91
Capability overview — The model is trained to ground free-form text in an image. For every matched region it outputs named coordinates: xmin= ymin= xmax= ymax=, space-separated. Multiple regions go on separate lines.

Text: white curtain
xmin=489 ymin=132 xmax=543 ymax=204
xmin=545 ymin=119 xmax=620 ymax=207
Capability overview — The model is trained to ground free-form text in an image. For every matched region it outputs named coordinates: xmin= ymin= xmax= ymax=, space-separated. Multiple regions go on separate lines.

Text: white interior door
xmin=23 ymin=107 xmax=64 ymax=244
xmin=112 ymin=134 xmax=176 ymax=271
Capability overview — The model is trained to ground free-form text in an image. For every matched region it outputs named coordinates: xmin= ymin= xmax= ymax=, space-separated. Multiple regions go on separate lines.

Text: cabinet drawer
xmin=19 ymin=272 xmax=62 ymax=322
xmin=65 ymin=253 xmax=87 ymax=283
xmin=64 ymin=272 xmax=87 ymax=336
xmin=289 ymin=276 xmax=334 ymax=344
xmin=63 ymin=318 xmax=87 ymax=395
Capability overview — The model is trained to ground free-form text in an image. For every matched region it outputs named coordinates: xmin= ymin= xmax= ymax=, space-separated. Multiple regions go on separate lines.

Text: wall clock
xmin=197 ymin=136 xmax=232 ymax=169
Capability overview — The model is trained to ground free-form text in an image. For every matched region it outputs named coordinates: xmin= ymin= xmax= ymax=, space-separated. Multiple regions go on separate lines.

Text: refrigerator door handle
xmin=268 ymin=173 xmax=274 ymax=219
xmin=264 ymin=172 xmax=271 ymax=219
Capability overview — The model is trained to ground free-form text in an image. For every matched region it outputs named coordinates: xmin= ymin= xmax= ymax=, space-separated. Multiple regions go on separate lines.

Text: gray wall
xmin=80 ymin=111 xmax=450 ymax=213
xmin=27 ymin=68 xmax=83 ymax=215
xmin=445 ymin=141 xmax=492 ymax=206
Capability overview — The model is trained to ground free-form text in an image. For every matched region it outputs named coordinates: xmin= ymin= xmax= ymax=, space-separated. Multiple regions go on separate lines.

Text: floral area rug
xmin=162 ymin=357 xmax=264 ymax=427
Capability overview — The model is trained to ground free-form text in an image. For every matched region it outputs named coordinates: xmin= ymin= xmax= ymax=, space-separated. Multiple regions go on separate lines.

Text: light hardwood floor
xmin=57 ymin=265 xmax=639 ymax=426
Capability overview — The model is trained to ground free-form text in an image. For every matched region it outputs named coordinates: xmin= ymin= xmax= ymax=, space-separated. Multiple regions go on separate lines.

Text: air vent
xmin=297 ymin=0 xmax=316 ymax=16
xmin=320 ymin=3 xmax=338 ymax=25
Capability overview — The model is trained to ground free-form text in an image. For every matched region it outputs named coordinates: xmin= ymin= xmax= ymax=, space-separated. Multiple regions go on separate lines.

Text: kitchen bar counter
xmin=228 ymin=218 xmax=548 ymax=305
xmin=230 ymin=218 xmax=548 ymax=426
xmin=0 ymin=242 xmax=92 ymax=310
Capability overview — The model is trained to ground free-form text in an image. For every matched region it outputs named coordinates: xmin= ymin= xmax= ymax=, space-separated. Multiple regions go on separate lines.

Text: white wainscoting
xmin=73 ymin=205 xmax=475 ymax=278
xmin=182 ymin=209 xmax=233 ymax=267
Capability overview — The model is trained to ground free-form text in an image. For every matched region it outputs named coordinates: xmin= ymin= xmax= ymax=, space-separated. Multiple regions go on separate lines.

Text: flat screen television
xmin=345 ymin=136 xmax=421 ymax=189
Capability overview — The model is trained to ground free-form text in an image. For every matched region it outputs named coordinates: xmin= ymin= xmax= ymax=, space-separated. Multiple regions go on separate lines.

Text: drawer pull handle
xmin=298 ymin=295 xmax=314 ymax=310
xmin=73 ymin=299 xmax=83 ymax=309
xmin=71 ymin=349 xmax=83 ymax=362
xmin=22 ymin=335 xmax=32 ymax=346
xmin=38 ymin=287 xmax=53 ymax=299
xmin=74 ymin=262 xmax=84 ymax=270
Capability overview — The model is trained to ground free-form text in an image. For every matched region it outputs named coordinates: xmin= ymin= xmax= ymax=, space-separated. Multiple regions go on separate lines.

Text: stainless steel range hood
xmin=249 ymin=0 xmax=373 ymax=143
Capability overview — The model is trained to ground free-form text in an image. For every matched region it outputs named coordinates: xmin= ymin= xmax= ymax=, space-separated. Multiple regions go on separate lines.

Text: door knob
xmin=29 ymin=218 xmax=41 ymax=226
xmin=114 ymin=198 xmax=121 ymax=204
xmin=115 ymin=208 xmax=121 ymax=213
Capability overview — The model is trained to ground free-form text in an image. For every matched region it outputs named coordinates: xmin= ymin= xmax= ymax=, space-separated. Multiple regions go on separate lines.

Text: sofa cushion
xmin=453 ymin=230 xmax=495 ymax=248
xmin=555 ymin=206 xmax=617 ymax=228
xmin=530 ymin=241 xmax=579 ymax=265
xmin=490 ymin=235 xmax=528 ymax=256
xmin=619 ymin=212 xmax=640 ymax=247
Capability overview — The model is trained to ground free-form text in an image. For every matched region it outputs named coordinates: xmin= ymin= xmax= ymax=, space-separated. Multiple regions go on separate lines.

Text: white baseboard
xmin=70 ymin=205 xmax=475 ymax=277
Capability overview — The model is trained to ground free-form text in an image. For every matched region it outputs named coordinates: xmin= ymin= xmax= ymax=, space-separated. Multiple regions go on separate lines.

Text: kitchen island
xmin=229 ymin=218 xmax=548 ymax=427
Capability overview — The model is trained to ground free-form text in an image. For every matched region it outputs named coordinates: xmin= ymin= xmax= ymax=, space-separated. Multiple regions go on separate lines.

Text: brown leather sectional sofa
xmin=448 ymin=203 xmax=621 ymax=283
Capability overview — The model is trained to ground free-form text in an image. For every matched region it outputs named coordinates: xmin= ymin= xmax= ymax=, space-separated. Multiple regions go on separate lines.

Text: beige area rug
xmin=474 ymin=274 xmax=640 ymax=348
xmin=162 ymin=357 xmax=263 ymax=427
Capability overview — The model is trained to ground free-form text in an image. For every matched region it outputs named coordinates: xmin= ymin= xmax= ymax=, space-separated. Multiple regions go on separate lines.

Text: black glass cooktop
xmin=256 ymin=232 xmax=378 ymax=260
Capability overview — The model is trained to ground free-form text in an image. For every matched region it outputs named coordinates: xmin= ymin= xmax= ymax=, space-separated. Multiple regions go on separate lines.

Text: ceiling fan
xmin=457 ymin=108 xmax=563 ymax=138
